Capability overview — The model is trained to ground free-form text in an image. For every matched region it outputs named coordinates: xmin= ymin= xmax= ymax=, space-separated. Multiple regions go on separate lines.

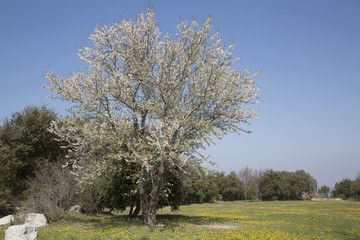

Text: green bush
xmin=0 ymin=105 xmax=66 ymax=201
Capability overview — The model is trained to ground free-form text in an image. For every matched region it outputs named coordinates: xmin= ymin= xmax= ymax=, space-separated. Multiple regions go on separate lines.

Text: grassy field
xmin=1 ymin=200 xmax=359 ymax=239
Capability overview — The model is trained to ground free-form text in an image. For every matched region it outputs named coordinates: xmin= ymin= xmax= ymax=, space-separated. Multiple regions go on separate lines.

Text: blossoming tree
xmin=45 ymin=9 xmax=260 ymax=226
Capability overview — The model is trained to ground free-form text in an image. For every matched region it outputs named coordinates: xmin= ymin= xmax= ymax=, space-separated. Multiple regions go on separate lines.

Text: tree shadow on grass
xmin=63 ymin=212 xmax=234 ymax=231
xmin=64 ymin=212 xmax=138 ymax=226
xmin=157 ymin=214 xmax=235 ymax=226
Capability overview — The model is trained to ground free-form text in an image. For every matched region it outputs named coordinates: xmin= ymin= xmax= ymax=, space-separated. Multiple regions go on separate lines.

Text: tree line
xmin=2 ymin=105 xmax=358 ymax=220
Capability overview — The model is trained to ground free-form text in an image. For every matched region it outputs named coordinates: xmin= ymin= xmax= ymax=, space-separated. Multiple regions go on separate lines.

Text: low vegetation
xmin=2 ymin=200 xmax=359 ymax=239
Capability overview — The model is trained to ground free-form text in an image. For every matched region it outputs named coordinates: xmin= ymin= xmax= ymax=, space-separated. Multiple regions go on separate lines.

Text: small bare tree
xmin=251 ymin=169 xmax=265 ymax=200
xmin=237 ymin=167 xmax=264 ymax=200
xmin=237 ymin=166 xmax=253 ymax=200
xmin=23 ymin=161 xmax=78 ymax=221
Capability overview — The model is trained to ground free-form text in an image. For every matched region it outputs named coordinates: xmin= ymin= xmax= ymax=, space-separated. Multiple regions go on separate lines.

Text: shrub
xmin=22 ymin=161 xmax=78 ymax=221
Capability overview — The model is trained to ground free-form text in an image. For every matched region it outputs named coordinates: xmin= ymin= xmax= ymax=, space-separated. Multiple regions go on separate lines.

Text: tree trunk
xmin=128 ymin=202 xmax=134 ymax=218
xmin=129 ymin=199 xmax=141 ymax=219
xmin=139 ymin=160 xmax=164 ymax=226
xmin=132 ymin=201 xmax=141 ymax=218
xmin=139 ymin=179 xmax=158 ymax=226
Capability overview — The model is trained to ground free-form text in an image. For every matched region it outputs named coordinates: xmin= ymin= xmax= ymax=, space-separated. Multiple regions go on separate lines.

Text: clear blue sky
xmin=1 ymin=0 xmax=359 ymax=188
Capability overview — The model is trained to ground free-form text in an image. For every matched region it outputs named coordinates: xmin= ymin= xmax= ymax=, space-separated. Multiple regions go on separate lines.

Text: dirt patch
xmin=197 ymin=224 xmax=238 ymax=229
xmin=311 ymin=198 xmax=343 ymax=201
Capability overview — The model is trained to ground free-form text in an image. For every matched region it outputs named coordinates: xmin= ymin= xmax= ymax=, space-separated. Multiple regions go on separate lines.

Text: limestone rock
xmin=25 ymin=213 xmax=47 ymax=227
xmin=69 ymin=205 xmax=82 ymax=213
xmin=0 ymin=215 xmax=14 ymax=225
xmin=5 ymin=223 xmax=37 ymax=240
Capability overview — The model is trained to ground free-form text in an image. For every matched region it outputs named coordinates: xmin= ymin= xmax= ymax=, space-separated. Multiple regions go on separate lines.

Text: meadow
xmin=1 ymin=200 xmax=359 ymax=239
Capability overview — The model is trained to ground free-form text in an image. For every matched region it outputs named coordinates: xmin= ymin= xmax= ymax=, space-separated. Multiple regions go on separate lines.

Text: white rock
xmin=0 ymin=215 xmax=14 ymax=225
xmin=69 ymin=205 xmax=82 ymax=213
xmin=5 ymin=223 xmax=37 ymax=240
xmin=25 ymin=213 xmax=47 ymax=227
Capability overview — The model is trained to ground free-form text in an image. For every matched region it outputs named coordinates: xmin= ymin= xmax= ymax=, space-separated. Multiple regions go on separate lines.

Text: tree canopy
xmin=259 ymin=170 xmax=317 ymax=201
xmin=332 ymin=178 xmax=360 ymax=200
xmin=0 ymin=105 xmax=66 ymax=200
xmin=318 ymin=185 xmax=330 ymax=198
xmin=44 ymin=8 xmax=260 ymax=225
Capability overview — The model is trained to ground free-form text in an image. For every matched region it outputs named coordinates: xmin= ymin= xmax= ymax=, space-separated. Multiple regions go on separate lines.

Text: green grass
xmin=1 ymin=201 xmax=359 ymax=239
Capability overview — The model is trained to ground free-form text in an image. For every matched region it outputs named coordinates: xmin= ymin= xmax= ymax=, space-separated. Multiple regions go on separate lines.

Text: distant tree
xmin=212 ymin=171 xmax=226 ymax=200
xmin=350 ymin=178 xmax=360 ymax=200
xmin=203 ymin=171 xmax=221 ymax=203
xmin=0 ymin=105 xmax=66 ymax=200
xmin=247 ymin=184 xmax=256 ymax=201
xmin=291 ymin=170 xmax=317 ymax=199
xmin=251 ymin=169 xmax=265 ymax=200
xmin=184 ymin=168 xmax=219 ymax=204
xmin=237 ymin=167 xmax=264 ymax=200
xmin=318 ymin=185 xmax=330 ymax=198
xmin=332 ymin=179 xmax=353 ymax=199
xmin=237 ymin=166 xmax=252 ymax=200
xmin=44 ymin=8 xmax=260 ymax=225
xmin=259 ymin=170 xmax=317 ymax=201
xmin=259 ymin=170 xmax=282 ymax=201
xmin=183 ymin=167 xmax=205 ymax=204
xmin=332 ymin=178 xmax=360 ymax=200
xmin=222 ymin=171 xmax=241 ymax=201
